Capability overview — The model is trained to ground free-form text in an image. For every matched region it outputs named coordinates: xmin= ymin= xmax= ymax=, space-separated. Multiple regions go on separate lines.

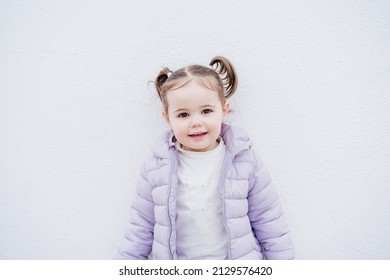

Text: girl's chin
xmin=181 ymin=141 xmax=218 ymax=152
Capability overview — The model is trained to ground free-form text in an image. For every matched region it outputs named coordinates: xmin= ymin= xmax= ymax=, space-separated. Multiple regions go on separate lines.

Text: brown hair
xmin=155 ymin=56 xmax=238 ymax=114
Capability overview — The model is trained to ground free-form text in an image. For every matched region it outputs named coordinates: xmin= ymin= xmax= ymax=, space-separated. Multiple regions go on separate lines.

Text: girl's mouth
xmin=189 ymin=132 xmax=207 ymax=139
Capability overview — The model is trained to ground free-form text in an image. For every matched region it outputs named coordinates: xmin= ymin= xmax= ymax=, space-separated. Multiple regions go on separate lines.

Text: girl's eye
xmin=202 ymin=109 xmax=213 ymax=114
xmin=178 ymin=113 xmax=189 ymax=118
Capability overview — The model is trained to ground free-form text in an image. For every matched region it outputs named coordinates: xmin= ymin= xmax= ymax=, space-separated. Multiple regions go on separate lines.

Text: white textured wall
xmin=1 ymin=0 xmax=389 ymax=259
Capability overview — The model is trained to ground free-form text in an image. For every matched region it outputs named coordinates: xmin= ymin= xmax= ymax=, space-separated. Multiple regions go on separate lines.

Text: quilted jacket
xmin=118 ymin=124 xmax=294 ymax=259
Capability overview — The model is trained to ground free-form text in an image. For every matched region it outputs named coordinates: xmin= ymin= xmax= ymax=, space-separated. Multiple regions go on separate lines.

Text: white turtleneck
xmin=175 ymin=138 xmax=228 ymax=260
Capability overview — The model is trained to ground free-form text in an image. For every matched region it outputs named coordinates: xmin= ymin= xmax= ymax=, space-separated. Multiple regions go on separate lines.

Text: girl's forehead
xmin=167 ymin=76 xmax=221 ymax=95
xmin=166 ymin=83 xmax=222 ymax=110
xmin=167 ymin=81 xmax=219 ymax=101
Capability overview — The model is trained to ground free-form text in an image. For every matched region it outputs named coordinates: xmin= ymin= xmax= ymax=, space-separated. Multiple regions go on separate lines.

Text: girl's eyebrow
xmin=173 ymin=105 xmax=216 ymax=113
xmin=173 ymin=108 xmax=187 ymax=113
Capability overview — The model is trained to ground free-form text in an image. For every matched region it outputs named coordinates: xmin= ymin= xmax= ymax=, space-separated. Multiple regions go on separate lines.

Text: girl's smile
xmin=189 ymin=131 xmax=207 ymax=138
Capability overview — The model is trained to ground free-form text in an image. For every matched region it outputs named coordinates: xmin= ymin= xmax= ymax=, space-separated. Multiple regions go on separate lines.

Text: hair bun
xmin=155 ymin=67 xmax=173 ymax=101
xmin=209 ymin=56 xmax=238 ymax=99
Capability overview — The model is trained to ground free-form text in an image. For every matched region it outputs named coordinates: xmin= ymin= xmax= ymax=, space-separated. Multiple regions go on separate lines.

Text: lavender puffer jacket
xmin=118 ymin=124 xmax=294 ymax=260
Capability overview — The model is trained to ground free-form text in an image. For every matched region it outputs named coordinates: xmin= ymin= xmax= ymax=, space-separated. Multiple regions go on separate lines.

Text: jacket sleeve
xmin=247 ymin=151 xmax=294 ymax=260
xmin=117 ymin=163 xmax=155 ymax=260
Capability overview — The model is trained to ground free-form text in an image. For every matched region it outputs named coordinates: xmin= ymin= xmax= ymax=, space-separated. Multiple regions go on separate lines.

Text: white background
xmin=1 ymin=0 xmax=389 ymax=259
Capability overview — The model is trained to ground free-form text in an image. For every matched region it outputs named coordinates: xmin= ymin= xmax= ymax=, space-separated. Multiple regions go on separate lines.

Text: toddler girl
xmin=118 ymin=56 xmax=294 ymax=260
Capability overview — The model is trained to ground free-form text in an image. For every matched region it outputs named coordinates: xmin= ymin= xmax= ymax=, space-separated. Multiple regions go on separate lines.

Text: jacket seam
xmin=144 ymin=164 xmax=168 ymax=174
xmin=229 ymin=230 xmax=254 ymax=240
xmin=234 ymin=248 xmax=259 ymax=259
xmin=225 ymin=177 xmax=249 ymax=181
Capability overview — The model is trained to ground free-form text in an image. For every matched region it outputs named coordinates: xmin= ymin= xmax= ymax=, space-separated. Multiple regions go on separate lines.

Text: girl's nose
xmin=190 ymin=115 xmax=202 ymax=127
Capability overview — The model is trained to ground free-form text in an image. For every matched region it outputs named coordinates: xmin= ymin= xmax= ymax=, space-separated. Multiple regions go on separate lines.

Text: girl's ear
xmin=222 ymin=102 xmax=230 ymax=120
xmin=162 ymin=111 xmax=170 ymax=125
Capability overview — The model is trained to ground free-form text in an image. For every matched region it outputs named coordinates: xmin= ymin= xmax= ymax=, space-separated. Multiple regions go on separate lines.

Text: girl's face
xmin=163 ymin=79 xmax=229 ymax=152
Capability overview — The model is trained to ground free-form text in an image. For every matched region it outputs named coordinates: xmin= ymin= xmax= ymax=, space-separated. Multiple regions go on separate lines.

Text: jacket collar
xmin=220 ymin=123 xmax=252 ymax=155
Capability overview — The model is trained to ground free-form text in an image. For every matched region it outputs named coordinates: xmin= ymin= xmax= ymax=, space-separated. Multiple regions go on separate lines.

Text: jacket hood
xmin=151 ymin=124 xmax=252 ymax=159
xmin=220 ymin=123 xmax=253 ymax=154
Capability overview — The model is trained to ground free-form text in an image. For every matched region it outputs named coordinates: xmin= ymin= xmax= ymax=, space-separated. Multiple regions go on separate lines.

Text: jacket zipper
xmin=219 ymin=152 xmax=235 ymax=260
xmin=167 ymin=147 xmax=177 ymax=259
